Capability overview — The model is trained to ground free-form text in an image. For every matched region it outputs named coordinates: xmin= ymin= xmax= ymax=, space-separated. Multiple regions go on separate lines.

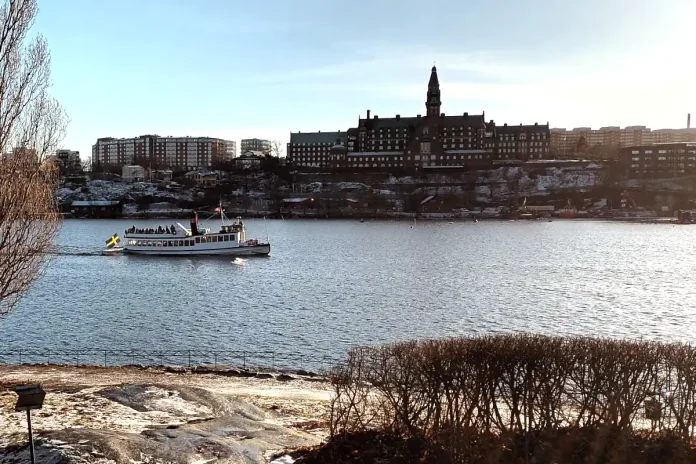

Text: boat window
xmin=178 ymin=240 xmax=183 ymax=246
xmin=195 ymin=237 xmax=200 ymax=244
xmin=168 ymin=241 xmax=173 ymax=246
xmin=231 ymin=234 xmax=235 ymax=241
xmin=163 ymin=241 xmax=167 ymax=247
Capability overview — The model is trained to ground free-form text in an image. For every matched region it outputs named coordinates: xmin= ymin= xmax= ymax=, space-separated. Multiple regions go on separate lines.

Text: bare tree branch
xmin=0 ymin=0 xmax=67 ymax=316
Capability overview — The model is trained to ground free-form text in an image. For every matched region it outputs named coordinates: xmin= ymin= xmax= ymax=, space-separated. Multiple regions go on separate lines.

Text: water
xmin=0 ymin=218 xmax=694 ymax=363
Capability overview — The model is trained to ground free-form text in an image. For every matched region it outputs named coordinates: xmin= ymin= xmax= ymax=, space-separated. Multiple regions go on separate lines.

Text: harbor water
xmin=0 ymin=218 xmax=694 ymax=364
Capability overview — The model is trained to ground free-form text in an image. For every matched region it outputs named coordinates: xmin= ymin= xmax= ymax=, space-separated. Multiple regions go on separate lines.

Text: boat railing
xmin=125 ymin=226 xmax=180 ymax=235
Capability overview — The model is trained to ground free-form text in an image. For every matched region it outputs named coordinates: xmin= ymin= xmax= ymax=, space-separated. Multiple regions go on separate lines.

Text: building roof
xmin=356 ymin=113 xmax=485 ymax=132
xmin=239 ymin=151 xmax=265 ymax=159
xmin=428 ymin=66 xmax=439 ymax=88
xmin=72 ymin=201 xmax=120 ymax=207
xmin=497 ymin=123 xmax=550 ymax=134
xmin=290 ymin=131 xmax=347 ymax=144
xmin=359 ymin=117 xmax=420 ymax=130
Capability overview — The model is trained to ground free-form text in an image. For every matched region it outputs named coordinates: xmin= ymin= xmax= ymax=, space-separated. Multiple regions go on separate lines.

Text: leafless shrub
xmin=330 ymin=334 xmax=696 ymax=461
xmin=0 ymin=0 xmax=67 ymax=316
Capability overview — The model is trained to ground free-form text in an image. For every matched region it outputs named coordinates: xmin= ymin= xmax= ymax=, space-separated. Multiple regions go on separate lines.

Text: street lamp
xmin=14 ymin=384 xmax=46 ymax=464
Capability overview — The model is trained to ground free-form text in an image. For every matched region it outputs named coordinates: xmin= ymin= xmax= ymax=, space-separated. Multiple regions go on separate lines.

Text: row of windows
xmin=128 ymin=234 xmax=237 ymax=247
xmin=128 ymin=239 xmax=195 ymax=247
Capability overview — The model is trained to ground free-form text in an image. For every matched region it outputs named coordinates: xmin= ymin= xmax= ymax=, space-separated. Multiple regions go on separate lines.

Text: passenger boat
xmin=121 ymin=207 xmax=270 ymax=256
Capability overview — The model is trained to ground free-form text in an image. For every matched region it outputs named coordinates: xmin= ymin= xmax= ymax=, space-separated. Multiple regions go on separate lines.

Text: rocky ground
xmin=0 ymin=365 xmax=332 ymax=463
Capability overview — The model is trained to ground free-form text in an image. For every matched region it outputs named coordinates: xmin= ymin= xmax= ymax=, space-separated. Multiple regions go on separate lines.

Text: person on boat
xmin=171 ymin=224 xmax=176 ymax=234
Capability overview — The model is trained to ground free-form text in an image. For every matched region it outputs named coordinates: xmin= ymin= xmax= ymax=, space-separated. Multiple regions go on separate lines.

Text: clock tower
xmin=426 ymin=65 xmax=441 ymax=118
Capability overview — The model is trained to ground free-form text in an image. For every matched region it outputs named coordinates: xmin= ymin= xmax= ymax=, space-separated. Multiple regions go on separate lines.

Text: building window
xmin=420 ymin=142 xmax=431 ymax=154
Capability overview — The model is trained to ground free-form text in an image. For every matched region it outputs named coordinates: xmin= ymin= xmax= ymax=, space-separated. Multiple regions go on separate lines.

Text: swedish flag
xmin=105 ymin=234 xmax=120 ymax=248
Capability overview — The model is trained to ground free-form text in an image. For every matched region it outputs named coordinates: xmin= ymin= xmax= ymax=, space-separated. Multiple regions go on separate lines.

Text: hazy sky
xmin=35 ymin=0 xmax=696 ymax=159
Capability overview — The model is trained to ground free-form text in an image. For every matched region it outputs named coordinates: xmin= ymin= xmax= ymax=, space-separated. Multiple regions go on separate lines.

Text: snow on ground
xmin=57 ymin=180 xmax=193 ymax=204
xmin=0 ymin=366 xmax=331 ymax=463
xmin=474 ymin=167 xmax=605 ymax=201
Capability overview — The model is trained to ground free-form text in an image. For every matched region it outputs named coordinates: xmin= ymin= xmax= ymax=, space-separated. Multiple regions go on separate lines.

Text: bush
xmin=328 ymin=335 xmax=696 ymax=462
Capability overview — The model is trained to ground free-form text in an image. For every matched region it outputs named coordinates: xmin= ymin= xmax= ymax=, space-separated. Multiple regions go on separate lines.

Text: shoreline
xmin=61 ymin=215 xmax=679 ymax=224
xmin=0 ymin=364 xmax=332 ymax=463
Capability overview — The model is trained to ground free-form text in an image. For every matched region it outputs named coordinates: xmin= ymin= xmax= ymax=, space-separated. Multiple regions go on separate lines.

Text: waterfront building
xmin=240 ymin=138 xmax=272 ymax=156
xmin=70 ymin=200 xmax=122 ymax=218
xmin=288 ymin=66 xmax=550 ymax=171
xmin=92 ymin=135 xmax=232 ymax=170
xmin=495 ymin=123 xmax=551 ymax=161
xmin=620 ymin=142 xmax=696 ymax=177
xmin=184 ymin=170 xmax=218 ymax=187
xmin=287 ymin=131 xmax=347 ymax=168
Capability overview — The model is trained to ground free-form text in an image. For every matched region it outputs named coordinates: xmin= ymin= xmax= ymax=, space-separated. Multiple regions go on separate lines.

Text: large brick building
xmin=620 ymin=142 xmax=696 ymax=177
xmin=92 ymin=135 xmax=233 ymax=171
xmin=288 ymin=66 xmax=550 ymax=171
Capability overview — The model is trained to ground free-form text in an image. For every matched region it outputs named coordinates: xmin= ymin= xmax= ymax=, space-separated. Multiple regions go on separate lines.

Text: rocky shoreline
xmin=0 ymin=365 xmax=332 ymax=463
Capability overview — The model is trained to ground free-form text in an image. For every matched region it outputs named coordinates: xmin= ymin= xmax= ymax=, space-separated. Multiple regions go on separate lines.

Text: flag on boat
xmin=215 ymin=206 xmax=222 ymax=212
xmin=105 ymin=234 xmax=120 ymax=248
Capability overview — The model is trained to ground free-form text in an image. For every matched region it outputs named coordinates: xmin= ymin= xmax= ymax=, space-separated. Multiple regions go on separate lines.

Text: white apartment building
xmin=92 ymin=135 xmax=234 ymax=170
xmin=551 ymin=125 xmax=696 ymax=157
xmin=223 ymin=140 xmax=237 ymax=159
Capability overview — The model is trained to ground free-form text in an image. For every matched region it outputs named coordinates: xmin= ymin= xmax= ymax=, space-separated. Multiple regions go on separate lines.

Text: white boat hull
xmin=124 ymin=244 xmax=270 ymax=256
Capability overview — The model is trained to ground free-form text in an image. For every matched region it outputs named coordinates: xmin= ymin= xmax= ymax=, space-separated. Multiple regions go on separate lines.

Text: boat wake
xmin=232 ymin=257 xmax=247 ymax=266
xmin=48 ymin=246 xmax=123 ymax=257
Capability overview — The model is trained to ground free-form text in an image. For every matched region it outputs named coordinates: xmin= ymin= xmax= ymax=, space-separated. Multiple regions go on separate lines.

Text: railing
xmin=0 ymin=349 xmax=342 ymax=373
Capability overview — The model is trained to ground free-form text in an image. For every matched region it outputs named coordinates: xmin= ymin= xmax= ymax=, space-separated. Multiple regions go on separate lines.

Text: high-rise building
xmin=223 ymin=140 xmax=237 ymax=159
xmin=288 ymin=66 xmax=550 ymax=171
xmin=92 ymin=135 xmax=233 ymax=170
xmin=240 ymin=138 xmax=272 ymax=156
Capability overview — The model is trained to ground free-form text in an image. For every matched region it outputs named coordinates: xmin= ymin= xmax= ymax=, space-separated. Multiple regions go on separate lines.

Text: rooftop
xmin=290 ymin=131 xmax=347 ymax=144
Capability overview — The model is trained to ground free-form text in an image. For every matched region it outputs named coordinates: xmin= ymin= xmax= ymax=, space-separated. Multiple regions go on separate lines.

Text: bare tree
xmin=0 ymin=0 xmax=68 ymax=316
xmin=270 ymin=140 xmax=284 ymax=158
xmin=80 ymin=155 xmax=91 ymax=173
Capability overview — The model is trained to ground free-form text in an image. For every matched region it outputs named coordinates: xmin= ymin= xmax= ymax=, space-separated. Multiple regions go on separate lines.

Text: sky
xmin=33 ymin=0 xmax=696 ymax=160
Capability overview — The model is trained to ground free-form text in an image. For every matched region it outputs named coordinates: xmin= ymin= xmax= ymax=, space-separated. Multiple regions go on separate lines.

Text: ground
xmin=0 ymin=365 xmax=332 ymax=464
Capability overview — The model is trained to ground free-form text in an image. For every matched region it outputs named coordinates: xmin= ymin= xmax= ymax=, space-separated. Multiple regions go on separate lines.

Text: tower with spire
xmin=426 ymin=65 xmax=441 ymax=117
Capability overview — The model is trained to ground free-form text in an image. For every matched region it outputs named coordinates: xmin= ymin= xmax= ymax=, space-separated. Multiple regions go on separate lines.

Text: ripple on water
xmin=0 ymin=219 xmax=695 ymax=358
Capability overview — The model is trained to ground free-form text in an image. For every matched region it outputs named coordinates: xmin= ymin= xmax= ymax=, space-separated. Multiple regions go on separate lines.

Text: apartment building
xmin=551 ymin=126 xmax=696 ymax=158
xmin=92 ymin=135 xmax=232 ymax=170
xmin=223 ymin=140 xmax=237 ymax=159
